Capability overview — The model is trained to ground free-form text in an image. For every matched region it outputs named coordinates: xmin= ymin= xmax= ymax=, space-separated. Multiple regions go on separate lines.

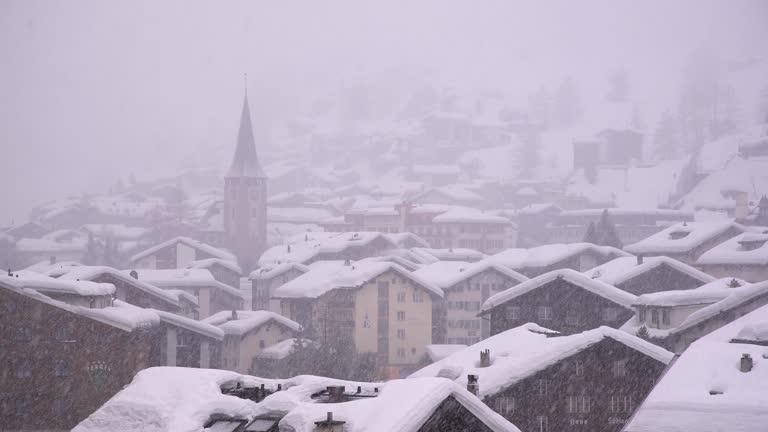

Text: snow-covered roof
xmin=80 ymin=224 xmax=149 ymax=240
xmin=410 ymin=323 xmax=673 ymax=398
xmin=412 ymin=164 xmax=461 ymax=175
xmin=425 ymin=344 xmax=467 ymax=363
xmin=127 ymin=268 xmax=244 ymax=299
xmin=273 ymin=260 xmax=443 ymax=299
xmin=249 ymin=262 xmax=310 ymax=280
xmin=129 ymin=236 xmax=236 ymax=264
xmin=1 ymin=271 xmax=115 ymax=296
xmin=432 ymin=208 xmax=511 ymax=224
xmin=633 ymin=280 xmax=738 ymax=307
xmin=22 ymin=259 xmax=83 ymax=277
xmin=153 ymin=309 xmax=224 ymax=341
xmin=586 ymin=256 xmax=715 ymax=286
xmin=481 ymin=269 xmax=638 ymax=313
xmin=187 ymin=258 xmax=243 ymax=275
xmin=413 ymin=260 xmax=527 ymax=289
xmin=258 ymin=231 xmax=400 ymax=267
xmin=697 ymin=231 xmax=768 ymax=265
xmin=409 ymin=247 xmax=486 ymax=263
xmin=488 ymin=243 xmax=629 ymax=270
xmin=254 ymin=338 xmax=316 ymax=360
xmin=57 ymin=265 xmax=182 ymax=307
xmin=202 ymin=310 xmax=300 ymax=336
xmin=0 ymin=278 xmax=159 ymax=332
xmin=625 ymin=302 xmax=768 ymax=432
xmin=73 ymin=368 xmax=519 ymax=432
xmin=16 ymin=237 xmax=86 ymax=253
xmin=624 ymin=221 xmax=744 ymax=255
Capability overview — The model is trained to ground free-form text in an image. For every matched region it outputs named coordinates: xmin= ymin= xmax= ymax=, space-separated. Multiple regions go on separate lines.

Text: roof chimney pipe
xmin=637 ymin=254 xmax=643 ymax=265
xmin=129 ymin=270 xmax=138 ymax=279
xmin=740 ymin=354 xmax=753 ymax=373
xmin=467 ymin=374 xmax=479 ymax=396
xmin=480 ymin=349 xmax=491 ymax=368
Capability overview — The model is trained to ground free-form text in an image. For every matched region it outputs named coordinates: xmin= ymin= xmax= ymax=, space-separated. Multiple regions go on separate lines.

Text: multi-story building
xmin=413 ymin=260 xmax=528 ymax=344
xmin=411 ymin=323 xmax=674 ymax=432
xmin=272 ymin=260 xmax=443 ymax=375
xmin=696 ymin=231 xmax=768 ymax=282
xmin=479 ymin=269 xmax=637 ymax=336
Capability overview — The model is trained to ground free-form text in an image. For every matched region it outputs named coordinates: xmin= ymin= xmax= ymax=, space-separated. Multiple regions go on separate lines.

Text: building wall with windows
xmin=218 ymin=321 xmax=294 ymax=374
xmin=252 ymin=268 xmax=306 ymax=312
xmin=487 ymin=278 xmax=634 ymax=335
xmin=0 ymin=287 xmax=158 ymax=431
xmin=482 ymin=337 xmax=667 ymax=432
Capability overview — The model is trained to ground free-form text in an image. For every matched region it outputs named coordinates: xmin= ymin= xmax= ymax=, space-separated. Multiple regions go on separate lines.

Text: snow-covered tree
xmin=584 ymin=210 xmax=623 ymax=249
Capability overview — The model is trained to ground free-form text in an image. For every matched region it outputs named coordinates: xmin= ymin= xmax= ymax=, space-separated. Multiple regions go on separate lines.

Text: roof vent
xmin=467 ymin=374 xmax=479 ymax=396
xmin=129 ymin=270 xmax=138 ymax=279
xmin=637 ymin=254 xmax=644 ymax=265
xmin=479 ymin=349 xmax=491 ymax=368
xmin=740 ymin=353 xmax=753 ymax=372
xmin=314 ymin=412 xmax=345 ymax=432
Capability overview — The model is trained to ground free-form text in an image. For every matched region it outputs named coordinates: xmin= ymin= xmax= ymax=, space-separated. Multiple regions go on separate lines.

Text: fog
xmin=1 ymin=0 xmax=767 ymax=222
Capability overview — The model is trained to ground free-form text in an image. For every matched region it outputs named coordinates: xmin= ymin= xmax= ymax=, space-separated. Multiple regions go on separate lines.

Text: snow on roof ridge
xmin=697 ymin=231 xmax=768 ymax=266
xmin=152 ymin=309 xmax=224 ymax=340
xmin=128 ymin=268 xmax=244 ymax=299
xmin=624 ymin=221 xmax=745 ymax=255
xmin=1 ymin=271 xmax=116 ymax=297
xmin=57 ymin=265 xmax=181 ymax=306
xmin=187 ymin=258 xmax=243 ymax=275
xmin=489 ymin=243 xmax=629 ymax=270
xmin=248 ymin=262 xmax=310 ymax=280
xmin=414 ymin=259 xmax=528 ymax=289
xmin=587 ymin=255 xmax=716 ymax=286
xmin=129 ymin=236 xmax=236 ymax=264
xmin=481 ymin=268 xmax=637 ymax=313
xmin=202 ymin=310 xmax=300 ymax=336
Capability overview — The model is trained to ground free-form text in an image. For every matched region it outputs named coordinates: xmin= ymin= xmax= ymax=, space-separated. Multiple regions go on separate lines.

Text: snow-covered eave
xmin=146 ymin=279 xmax=244 ymax=299
xmin=603 ymin=257 xmax=716 ymax=286
xmin=153 ymin=309 xmax=224 ymax=341
xmin=129 ymin=236 xmax=236 ymax=263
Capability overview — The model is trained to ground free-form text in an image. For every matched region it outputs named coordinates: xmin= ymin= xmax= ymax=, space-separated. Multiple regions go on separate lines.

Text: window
xmin=566 ymin=310 xmax=580 ymax=326
xmin=603 ymin=307 xmax=618 ymax=322
xmin=14 ymin=397 xmax=28 ymax=416
xmin=15 ymin=326 xmax=31 ymax=342
xmin=54 ymin=360 xmax=70 ymax=377
xmin=397 ymin=291 xmax=406 ymax=303
xmin=396 ymin=348 xmax=406 ymax=358
xmin=639 ymin=308 xmax=647 ymax=322
xmin=15 ymin=361 xmax=31 ymax=378
xmin=537 ymin=379 xmax=548 ymax=396
xmin=536 ymin=306 xmax=552 ymax=321
xmin=567 ymin=395 xmax=591 ymax=413
xmin=52 ymin=399 xmax=67 ymax=416
xmin=610 ymin=395 xmax=634 ymax=413
xmin=397 ymin=311 xmax=405 ymax=321
xmin=506 ymin=306 xmax=521 ymax=320
xmin=397 ymin=329 xmax=406 ymax=340
xmin=536 ymin=415 xmax=548 ymax=432
xmin=662 ymin=309 xmax=671 ymax=325
xmin=412 ymin=290 xmax=424 ymax=303
xmin=54 ymin=327 xmax=70 ymax=341
xmin=259 ymin=340 xmax=265 ymax=349
xmin=651 ymin=309 xmax=659 ymax=326
xmin=574 ymin=360 xmax=584 ymax=376
xmin=494 ymin=396 xmax=515 ymax=416
xmin=613 ymin=360 xmax=627 ymax=377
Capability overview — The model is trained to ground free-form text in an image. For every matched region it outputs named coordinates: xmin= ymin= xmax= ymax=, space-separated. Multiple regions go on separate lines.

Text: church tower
xmin=224 ymin=91 xmax=267 ymax=272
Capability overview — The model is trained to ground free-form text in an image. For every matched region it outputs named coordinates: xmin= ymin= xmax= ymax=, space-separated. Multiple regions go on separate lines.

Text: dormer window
xmin=668 ymin=230 xmax=690 ymax=240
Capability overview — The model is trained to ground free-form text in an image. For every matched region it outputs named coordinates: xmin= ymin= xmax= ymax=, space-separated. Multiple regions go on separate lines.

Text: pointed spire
xmin=226 ymin=85 xmax=266 ymax=179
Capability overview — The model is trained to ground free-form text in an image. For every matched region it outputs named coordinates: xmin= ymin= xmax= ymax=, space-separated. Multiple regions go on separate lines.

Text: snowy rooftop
xmin=273 ymin=260 xmax=443 ymax=299
xmin=481 ymin=269 xmax=638 ymax=313
xmin=258 ymin=231 xmax=401 ymax=267
xmin=153 ymin=309 xmax=224 ymax=341
xmin=488 ymin=243 xmax=629 ymax=270
xmin=80 ymin=224 xmax=149 ymax=240
xmin=633 ymin=279 xmax=740 ymax=307
xmin=187 ymin=258 xmax=243 ymax=275
xmin=249 ymin=262 xmax=310 ymax=280
xmin=413 ymin=260 xmax=527 ymax=289
xmin=624 ymin=221 xmax=744 ymax=255
xmin=625 ymin=303 xmax=768 ymax=432
xmin=202 ymin=310 xmax=300 ymax=336
xmin=0 ymin=278 xmax=159 ymax=332
xmin=432 ymin=208 xmax=511 ymax=224
xmin=22 ymin=259 xmax=83 ymax=277
xmin=586 ymin=255 xmax=715 ymax=286
xmin=129 ymin=236 xmax=237 ymax=264
xmin=697 ymin=232 xmax=768 ymax=266
xmin=425 ymin=344 xmax=467 ymax=363
xmin=73 ymin=368 xmax=519 ymax=432
xmin=254 ymin=338 xmax=316 ymax=360
xmin=57 ymin=265 xmax=182 ymax=307
xmin=408 ymin=247 xmax=486 ymax=263
xmin=410 ymin=323 xmax=673 ymax=398
xmin=126 ymin=268 xmax=243 ymax=299
xmin=1 ymin=271 xmax=115 ymax=297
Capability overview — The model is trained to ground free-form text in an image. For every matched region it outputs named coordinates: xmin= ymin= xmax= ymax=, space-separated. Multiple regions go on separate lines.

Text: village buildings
xmin=586 ymin=255 xmax=715 ymax=295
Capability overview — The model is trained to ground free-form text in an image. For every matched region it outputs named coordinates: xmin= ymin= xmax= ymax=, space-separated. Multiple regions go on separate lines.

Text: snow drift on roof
xmin=202 ymin=310 xmax=300 ymax=336
xmin=413 ymin=259 xmax=527 ymax=289
xmin=587 ymin=255 xmax=715 ymax=286
xmin=130 ymin=236 xmax=236 ymax=264
xmin=697 ymin=232 xmax=768 ymax=265
xmin=489 ymin=243 xmax=628 ymax=270
xmin=624 ymin=221 xmax=744 ymax=255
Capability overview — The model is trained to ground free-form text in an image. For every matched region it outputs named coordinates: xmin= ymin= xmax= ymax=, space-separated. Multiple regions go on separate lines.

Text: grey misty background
xmin=1 ymin=0 xmax=767 ymax=222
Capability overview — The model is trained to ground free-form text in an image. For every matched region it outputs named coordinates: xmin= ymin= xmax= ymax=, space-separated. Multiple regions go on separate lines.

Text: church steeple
xmin=226 ymin=92 xmax=266 ymax=179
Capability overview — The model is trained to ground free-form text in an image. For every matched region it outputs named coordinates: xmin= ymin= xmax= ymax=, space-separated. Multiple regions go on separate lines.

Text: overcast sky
xmin=1 ymin=0 xmax=767 ymax=223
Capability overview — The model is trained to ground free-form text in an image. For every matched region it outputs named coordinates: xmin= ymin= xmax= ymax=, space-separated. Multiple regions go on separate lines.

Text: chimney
xmin=277 ymin=383 xmax=282 ymax=391
xmin=7 ymin=268 xmax=12 ymax=277
xmin=344 ymin=259 xmax=351 ymax=266
xmin=231 ymin=310 xmax=238 ymax=320
xmin=129 ymin=270 xmax=138 ymax=279
xmin=49 ymin=255 xmax=56 ymax=265
xmin=327 ymin=385 xmax=346 ymax=403
xmin=467 ymin=374 xmax=479 ymax=396
xmin=479 ymin=349 xmax=491 ymax=368
xmin=740 ymin=354 xmax=753 ymax=372
xmin=287 ymin=244 xmax=292 ymax=253
xmin=314 ymin=412 xmax=345 ymax=432
xmin=637 ymin=255 xmax=644 ymax=265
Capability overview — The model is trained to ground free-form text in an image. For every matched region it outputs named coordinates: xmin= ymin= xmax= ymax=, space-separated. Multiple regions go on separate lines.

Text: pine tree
xmin=583 ymin=222 xmax=598 ymax=244
xmin=586 ymin=210 xmax=623 ymax=249
xmin=727 ymin=278 xmax=742 ymax=288
xmin=636 ymin=325 xmax=651 ymax=341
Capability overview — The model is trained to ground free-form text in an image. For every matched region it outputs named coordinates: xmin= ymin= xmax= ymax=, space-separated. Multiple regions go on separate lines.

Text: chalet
xmin=488 ymin=243 xmax=629 ymax=278
xmin=625 ymin=302 xmax=768 ymax=432
xmin=479 ymin=269 xmax=637 ymax=335
xmin=696 ymin=231 xmax=768 ymax=282
xmin=273 ymin=260 xmax=444 ymax=375
xmin=127 ymin=268 xmax=244 ymax=319
xmin=74 ymin=368 xmax=520 ymax=432
xmin=0 ymin=276 xmax=159 ymax=431
xmin=56 ymin=265 xmax=197 ymax=316
xmin=586 ymin=255 xmax=715 ymax=295
xmin=624 ymin=221 xmax=745 ymax=265
xmin=187 ymin=257 xmax=243 ymax=288
xmin=129 ymin=236 xmax=237 ymax=269
xmin=410 ymin=323 xmax=674 ymax=432
xmin=250 ymin=262 xmax=309 ymax=312
xmin=202 ymin=310 xmax=300 ymax=374
xmin=413 ymin=260 xmax=528 ymax=344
